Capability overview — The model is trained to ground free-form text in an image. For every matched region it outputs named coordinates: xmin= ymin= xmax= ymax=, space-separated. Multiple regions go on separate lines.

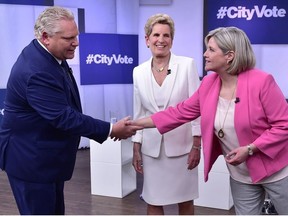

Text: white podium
xmin=195 ymin=155 xmax=234 ymax=210
xmin=90 ymin=137 xmax=136 ymax=198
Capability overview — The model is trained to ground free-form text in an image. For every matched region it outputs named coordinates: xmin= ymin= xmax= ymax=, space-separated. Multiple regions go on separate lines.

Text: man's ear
xmin=41 ymin=32 xmax=50 ymax=45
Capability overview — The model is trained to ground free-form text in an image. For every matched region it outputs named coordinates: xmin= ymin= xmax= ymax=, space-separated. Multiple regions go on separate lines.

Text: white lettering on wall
xmin=217 ymin=5 xmax=286 ymax=20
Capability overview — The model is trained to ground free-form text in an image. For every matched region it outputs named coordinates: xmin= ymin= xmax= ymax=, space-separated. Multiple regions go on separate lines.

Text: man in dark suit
xmin=0 ymin=6 xmax=141 ymax=215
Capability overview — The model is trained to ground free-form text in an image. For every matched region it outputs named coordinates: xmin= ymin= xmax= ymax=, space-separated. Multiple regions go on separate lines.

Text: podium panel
xmin=90 ymin=138 xmax=136 ymax=198
xmin=195 ymin=155 xmax=234 ymax=210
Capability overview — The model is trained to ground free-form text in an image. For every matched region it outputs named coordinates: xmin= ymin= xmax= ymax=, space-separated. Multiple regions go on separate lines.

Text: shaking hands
xmin=110 ymin=116 xmax=143 ymax=141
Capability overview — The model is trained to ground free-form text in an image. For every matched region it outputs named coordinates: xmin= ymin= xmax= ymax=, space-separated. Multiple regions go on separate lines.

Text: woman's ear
xmin=145 ymin=35 xmax=150 ymax=48
xmin=226 ymin=51 xmax=235 ymax=64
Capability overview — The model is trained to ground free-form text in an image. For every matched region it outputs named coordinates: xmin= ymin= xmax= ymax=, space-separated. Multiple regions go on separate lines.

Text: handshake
xmin=110 ymin=116 xmax=143 ymax=141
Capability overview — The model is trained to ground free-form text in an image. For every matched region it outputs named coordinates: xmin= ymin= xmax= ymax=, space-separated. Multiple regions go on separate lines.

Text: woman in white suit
xmin=132 ymin=14 xmax=201 ymax=215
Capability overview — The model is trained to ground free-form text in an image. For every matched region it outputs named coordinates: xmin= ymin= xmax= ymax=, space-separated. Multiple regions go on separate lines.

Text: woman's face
xmin=203 ymin=37 xmax=230 ymax=73
xmin=145 ymin=23 xmax=172 ymax=58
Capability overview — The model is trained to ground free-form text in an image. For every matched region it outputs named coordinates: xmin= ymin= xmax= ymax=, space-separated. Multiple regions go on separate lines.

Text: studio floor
xmin=0 ymin=148 xmax=235 ymax=215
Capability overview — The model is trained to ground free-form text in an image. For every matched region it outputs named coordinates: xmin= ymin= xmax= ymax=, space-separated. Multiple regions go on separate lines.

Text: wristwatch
xmin=247 ymin=144 xmax=254 ymax=156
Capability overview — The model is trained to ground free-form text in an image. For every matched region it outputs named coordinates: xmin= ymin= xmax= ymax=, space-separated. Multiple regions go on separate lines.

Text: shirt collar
xmin=37 ymin=39 xmax=62 ymax=65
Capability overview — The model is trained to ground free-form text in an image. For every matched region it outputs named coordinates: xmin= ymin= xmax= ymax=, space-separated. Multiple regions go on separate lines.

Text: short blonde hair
xmin=144 ymin=13 xmax=175 ymax=40
xmin=34 ymin=6 xmax=75 ymax=40
xmin=205 ymin=26 xmax=256 ymax=75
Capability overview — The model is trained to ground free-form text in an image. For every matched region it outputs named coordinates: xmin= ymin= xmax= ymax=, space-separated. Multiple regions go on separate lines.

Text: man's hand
xmin=110 ymin=116 xmax=143 ymax=141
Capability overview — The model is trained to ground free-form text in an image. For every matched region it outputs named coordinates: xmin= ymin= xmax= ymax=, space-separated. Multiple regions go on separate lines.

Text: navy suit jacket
xmin=0 ymin=39 xmax=110 ymax=183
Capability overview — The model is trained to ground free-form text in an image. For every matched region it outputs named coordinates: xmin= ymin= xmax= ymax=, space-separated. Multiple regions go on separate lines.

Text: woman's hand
xmin=187 ymin=136 xmax=201 ymax=170
xmin=132 ymin=142 xmax=143 ymax=174
xmin=225 ymin=145 xmax=252 ymax=166
xmin=187 ymin=148 xmax=200 ymax=170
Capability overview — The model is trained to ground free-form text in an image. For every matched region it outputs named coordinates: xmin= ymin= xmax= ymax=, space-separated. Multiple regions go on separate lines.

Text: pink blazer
xmin=152 ymin=69 xmax=288 ymax=183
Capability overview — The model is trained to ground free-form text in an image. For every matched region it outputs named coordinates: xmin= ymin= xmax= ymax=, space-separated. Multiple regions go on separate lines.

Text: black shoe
xmin=261 ymin=199 xmax=278 ymax=215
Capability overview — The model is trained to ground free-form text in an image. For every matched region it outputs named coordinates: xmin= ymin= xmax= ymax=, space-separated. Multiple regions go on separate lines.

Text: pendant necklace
xmin=152 ymin=59 xmax=170 ymax=73
xmin=218 ymin=80 xmax=237 ymax=138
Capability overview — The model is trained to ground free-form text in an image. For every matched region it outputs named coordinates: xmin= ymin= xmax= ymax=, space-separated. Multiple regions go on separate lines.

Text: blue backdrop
xmin=0 ymin=0 xmax=53 ymax=5
xmin=79 ymin=33 xmax=138 ymax=85
xmin=204 ymin=0 xmax=288 ymax=44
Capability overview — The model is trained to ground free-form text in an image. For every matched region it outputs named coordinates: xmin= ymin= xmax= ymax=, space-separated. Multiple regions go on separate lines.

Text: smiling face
xmin=203 ymin=37 xmax=233 ymax=74
xmin=145 ymin=23 xmax=173 ymax=58
xmin=42 ymin=19 xmax=79 ymax=60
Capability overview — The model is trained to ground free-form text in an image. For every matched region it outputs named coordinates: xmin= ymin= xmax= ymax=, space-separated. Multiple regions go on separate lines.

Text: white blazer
xmin=132 ymin=53 xmax=201 ymax=157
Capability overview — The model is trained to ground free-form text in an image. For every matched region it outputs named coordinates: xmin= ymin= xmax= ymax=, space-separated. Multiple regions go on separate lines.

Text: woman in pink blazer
xmin=132 ymin=27 xmax=288 ymax=215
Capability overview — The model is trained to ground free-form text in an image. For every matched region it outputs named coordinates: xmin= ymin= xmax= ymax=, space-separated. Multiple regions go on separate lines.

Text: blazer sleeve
xmin=251 ymin=74 xmax=288 ymax=159
xmin=26 ymin=70 xmax=110 ymax=143
xmin=131 ymin=66 xmax=146 ymax=143
xmin=152 ymin=90 xmax=201 ymax=135
xmin=187 ymin=58 xmax=201 ymax=136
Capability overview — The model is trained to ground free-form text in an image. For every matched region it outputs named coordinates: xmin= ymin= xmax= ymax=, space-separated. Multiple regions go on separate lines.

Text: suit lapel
xmin=163 ymin=61 xmax=178 ymax=109
xmin=143 ymin=55 xmax=179 ymax=111
xmin=143 ymin=58 xmax=160 ymax=112
xmin=61 ymin=61 xmax=82 ymax=112
xmin=34 ymin=40 xmax=82 ymax=112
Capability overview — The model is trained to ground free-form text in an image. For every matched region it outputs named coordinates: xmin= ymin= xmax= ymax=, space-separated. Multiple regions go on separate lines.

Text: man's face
xmin=44 ymin=19 xmax=79 ymax=60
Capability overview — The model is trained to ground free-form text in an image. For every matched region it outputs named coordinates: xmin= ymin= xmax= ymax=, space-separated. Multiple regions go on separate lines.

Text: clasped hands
xmin=110 ymin=116 xmax=143 ymax=141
